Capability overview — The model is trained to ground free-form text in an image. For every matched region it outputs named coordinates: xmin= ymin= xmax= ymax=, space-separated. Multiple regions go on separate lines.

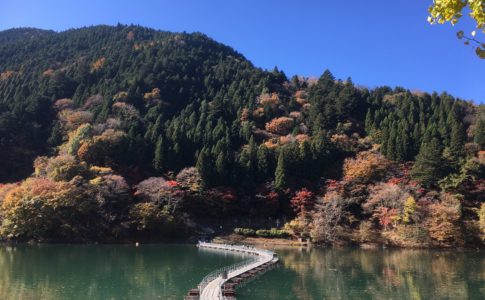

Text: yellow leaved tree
xmin=428 ymin=0 xmax=485 ymax=58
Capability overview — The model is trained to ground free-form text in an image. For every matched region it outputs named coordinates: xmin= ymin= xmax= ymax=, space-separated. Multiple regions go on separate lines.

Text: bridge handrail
xmin=197 ymin=241 xmax=274 ymax=258
xmin=196 ymin=241 xmax=276 ymax=295
xmin=198 ymin=256 xmax=261 ymax=292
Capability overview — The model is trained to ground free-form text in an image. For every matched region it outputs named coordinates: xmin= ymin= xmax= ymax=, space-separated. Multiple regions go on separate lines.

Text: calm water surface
xmin=0 ymin=244 xmax=484 ymax=300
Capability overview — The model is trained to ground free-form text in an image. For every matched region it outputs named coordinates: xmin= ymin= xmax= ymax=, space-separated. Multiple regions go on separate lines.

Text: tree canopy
xmin=428 ymin=0 xmax=485 ymax=58
xmin=0 ymin=25 xmax=483 ymax=246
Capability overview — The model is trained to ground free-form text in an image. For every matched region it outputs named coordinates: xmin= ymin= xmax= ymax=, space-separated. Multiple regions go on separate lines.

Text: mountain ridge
xmin=0 ymin=24 xmax=483 ymax=247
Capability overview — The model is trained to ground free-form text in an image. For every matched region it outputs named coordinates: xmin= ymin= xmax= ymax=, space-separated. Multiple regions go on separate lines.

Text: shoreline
xmin=1 ymin=235 xmax=483 ymax=250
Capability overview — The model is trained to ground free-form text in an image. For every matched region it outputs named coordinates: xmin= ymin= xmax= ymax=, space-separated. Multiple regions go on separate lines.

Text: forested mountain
xmin=0 ymin=28 xmax=55 ymax=44
xmin=0 ymin=25 xmax=483 ymax=246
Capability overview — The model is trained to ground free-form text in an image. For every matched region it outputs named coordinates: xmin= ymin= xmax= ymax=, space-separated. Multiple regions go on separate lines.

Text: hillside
xmin=0 ymin=28 xmax=55 ymax=44
xmin=0 ymin=25 xmax=483 ymax=246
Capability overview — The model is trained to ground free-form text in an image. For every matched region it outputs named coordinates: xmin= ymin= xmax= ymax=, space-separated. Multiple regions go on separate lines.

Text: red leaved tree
xmin=290 ymin=188 xmax=314 ymax=217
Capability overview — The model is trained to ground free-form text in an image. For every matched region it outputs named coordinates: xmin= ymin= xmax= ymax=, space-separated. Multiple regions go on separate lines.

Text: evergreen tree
xmin=153 ymin=135 xmax=165 ymax=173
xmin=248 ymin=136 xmax=258 ymax=173
xmin=196 ymin=147 xmax=212 ymax=188
xmin=48 ymin=121 xmax=63 ymax=146
xmin=395 ymin=133 xmax=404 ymax=162
xmin=412 ymin=123 xmax=421 ymax=156
xmin=449 ymin=120 xmax=466 ymax=158
xmin=474 ymin=118 xmax=485 ymax=149
xmin=381 ymin=123 xmax=389 ymax=155
xmin=275 ymin=149 xmax=288 ymax=190
xmin=256 ymin=145 xmax=270 ymax=181
xmin=215 ymin=151 xmax=228 ymax=182
xmin=410 ymin=138 xmax=444 ymax=188
xmin=299 ymin=140 xmax=312 ymax=177
xmin=386 ymin=124 xmax=397 ymax=160
xmin=365 ymin=109 xmax=374 ymax=133
xmin=150 ymin=115 xmax=164 ymax=143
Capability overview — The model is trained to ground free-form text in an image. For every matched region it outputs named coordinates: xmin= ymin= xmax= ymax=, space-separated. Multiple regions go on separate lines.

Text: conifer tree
xmin=196 ymin=147 xmax=212 ymax=188
xmin=48 ymin=121 xmax=63 ymax=146
xmin=215 ymin=151 xmax=228 ymax=181
xmin=474 ymin=118 xmax=485 ymax=149
xmin=153 ymin=135 xmax=165 ymax=173
xmin=257 ymin=145 xmax=270 ymax=181
xmin=381 ymin=123 xmax=389 ymax=155
xmin=412 ymin=123 xmax=421 ymax=156
xmin=150 ymin=115 xmax=164 ymax=143
xmin=275 ymin=149 xmax=288 ymax=190
xmin=386 ymin=124 xmax=397 ymax=160
xmin=299 ymin=140 xmax=312 ymax=177
xmin=450 ymin=120 xmax=466 ymax=158
xmin=248 ymin=136 xmax=258 ymax=168
xmin=395 ymin=133 xmax=404 ymax=162
xmin=410 ymin=138 xmax=444 ymax=188
xmin=365 ymin=109 xmax=374 ymax=133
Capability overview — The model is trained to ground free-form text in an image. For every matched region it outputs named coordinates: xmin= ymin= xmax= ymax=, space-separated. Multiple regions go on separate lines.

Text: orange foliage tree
xmin=76 ymin=129 xmax=126 ymax=166
xmin=343 ymin=150 xmax=391 ymax=183
xmin=59 ymin=110 xmax=93 ymax=131
xmin=143 ymin=88 xmax=161 ymax=101
xmin=294 ymin=90 xmax=308 ymax=105
xmin=0 ymin=183 xmax=19 ymax=206
xmin=91 ymin=57 xmax=106 ymax=72
xmin=425 ymin=194 xmax=462 ymax=246
xmin=265 ymin=117 xmax=294 ymax=135
xmin=258 ymin=92 xmax=280 ymax=107
xmin=0 ymin=178 xmax=98 ymax=241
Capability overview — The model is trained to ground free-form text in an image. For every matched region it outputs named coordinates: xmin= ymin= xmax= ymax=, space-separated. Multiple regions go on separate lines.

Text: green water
xmin=1 ymin=245 xmax=484 ymax=300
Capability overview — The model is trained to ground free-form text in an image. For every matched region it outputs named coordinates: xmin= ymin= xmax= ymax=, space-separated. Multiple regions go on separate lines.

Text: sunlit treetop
xmin=428 ymin=0 xmax=485 ymax=27
xmin=428 ymin=0 xmax=485 ymax=58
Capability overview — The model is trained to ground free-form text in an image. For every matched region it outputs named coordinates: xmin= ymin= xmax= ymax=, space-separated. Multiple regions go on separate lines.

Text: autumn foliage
xmin=265 ymin=117 xmax=294 ymax=135
xmin=91 ymin=57 xmax=106 ymax=72
xmin=0 ymin=26 xmax=482 ymax=248
xmin=0 ymin=178 xmax=97 ymax=241
xmin=290 ymin=188 xmax=314 ymax=217
xmin=258 ymin=92 xmax=280 ymax=107
xmin=343 ymin=150 xmax=391 ymax=183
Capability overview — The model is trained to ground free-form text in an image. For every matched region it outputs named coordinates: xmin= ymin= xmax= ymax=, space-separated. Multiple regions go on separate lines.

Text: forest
xmin=0 ymin=25 xmax=483 ymax=247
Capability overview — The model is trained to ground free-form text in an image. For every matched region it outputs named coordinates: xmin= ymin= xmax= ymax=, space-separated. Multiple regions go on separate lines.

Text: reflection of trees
xmin=276 ymin=247 xmax=485 ymax=299
xmin=0 ymin=245 xmax=241 ymax=300
xmin=3 ymin=245 xmax=484 ymax=300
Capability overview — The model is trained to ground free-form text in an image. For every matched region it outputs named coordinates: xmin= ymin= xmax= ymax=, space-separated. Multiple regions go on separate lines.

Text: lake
xmin=0 ymin=244 xmax=484 ymax=299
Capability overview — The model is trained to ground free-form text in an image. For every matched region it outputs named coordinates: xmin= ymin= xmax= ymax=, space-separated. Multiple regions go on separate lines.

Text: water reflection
xmin=0 ymin=245 xmax=484 ymax=300
xmin=239 ymin=247 xmax=485 ymax=300
xmin=0 ymin=244 xmax=242 ymax=300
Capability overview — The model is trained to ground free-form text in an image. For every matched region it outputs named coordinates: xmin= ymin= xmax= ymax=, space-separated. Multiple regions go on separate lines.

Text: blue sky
xmin=0 ymin=0 xmax=483 ymax=104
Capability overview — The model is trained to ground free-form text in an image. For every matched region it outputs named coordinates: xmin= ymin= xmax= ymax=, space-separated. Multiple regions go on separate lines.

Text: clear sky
xmin=0 ymin=0 xmax=483 ymax=104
